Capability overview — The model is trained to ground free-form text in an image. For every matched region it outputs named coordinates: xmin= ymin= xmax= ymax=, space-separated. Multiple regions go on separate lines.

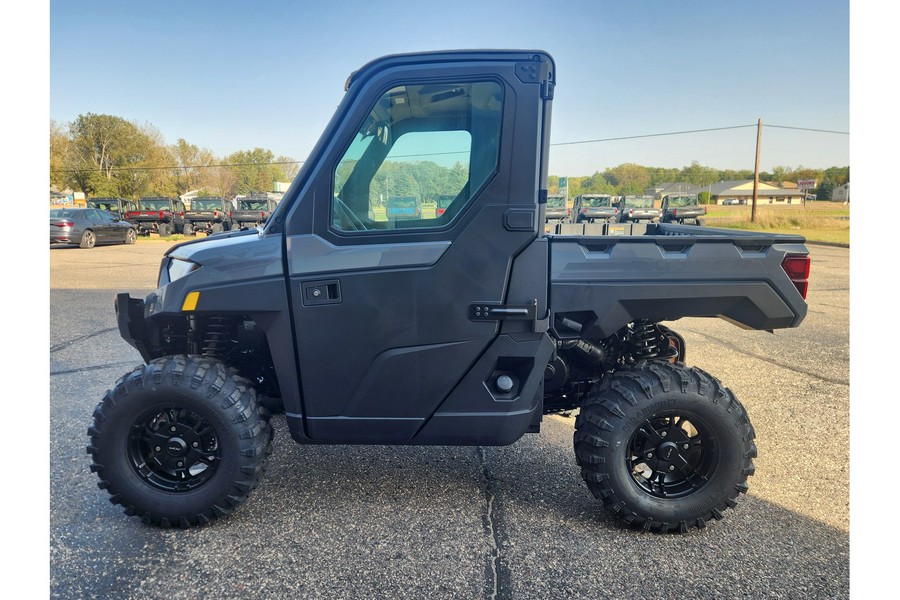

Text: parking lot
xmin=49 ymin=240 xmax=849 ymax=599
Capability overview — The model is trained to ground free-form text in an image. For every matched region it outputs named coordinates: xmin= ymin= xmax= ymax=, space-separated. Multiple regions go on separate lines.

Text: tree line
xmin=550 ymin=161 xmax=849 ymax=200
xmin=50 ymin=114 xmax=849 ymax=202
xmin=50 ymin=113 xmax=299 ymax=199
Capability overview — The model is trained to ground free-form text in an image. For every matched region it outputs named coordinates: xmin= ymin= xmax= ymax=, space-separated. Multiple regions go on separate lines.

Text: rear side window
xmin=332 ymin=80 xmax=503 ymax=233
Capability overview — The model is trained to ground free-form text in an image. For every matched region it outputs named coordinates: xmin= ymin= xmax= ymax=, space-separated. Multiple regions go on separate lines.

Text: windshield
xmin=667 ymin=196 xmax=698 ymax=207
xmin=138 ymin=199 xmax=171 ymax=210
xmin=547 ymin=196 xmax=565 ymax=208
xmin=583 ymin=196 xmax=612 ymax=207
xmin=239 ymin=200 xmax=268 ymax=210
xmin=191 ymin=199 xmax=224 ymax=210
xmin=624 ymin=197 xmax=654 ymax=208
xmin=388 ymin=197 xmax=418 ymax=208
xmin=88 ymin=201 xmax=115 ymax=210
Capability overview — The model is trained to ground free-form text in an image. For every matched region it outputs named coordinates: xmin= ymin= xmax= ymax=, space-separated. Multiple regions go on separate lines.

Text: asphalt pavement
xmin=49 ymin=241 xmax=849 ymax=599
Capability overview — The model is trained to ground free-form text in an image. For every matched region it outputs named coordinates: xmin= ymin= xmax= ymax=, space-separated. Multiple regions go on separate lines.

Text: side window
xmin=332 ymin=80 xmax=503 ymax=233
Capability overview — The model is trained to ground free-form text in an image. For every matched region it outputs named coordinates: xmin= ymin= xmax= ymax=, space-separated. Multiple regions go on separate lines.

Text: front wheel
xmin=87 ymin=356 xmax=273 ymax=527
xmin=124 ymin=228 xmax=137 ymax=245
xmin=574 ymin=360 xmax=756 ymax=532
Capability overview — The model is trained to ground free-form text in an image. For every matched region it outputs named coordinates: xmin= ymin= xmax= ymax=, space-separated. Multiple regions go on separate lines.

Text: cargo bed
xmin=548 ymin=222 xmax=809 ymax=338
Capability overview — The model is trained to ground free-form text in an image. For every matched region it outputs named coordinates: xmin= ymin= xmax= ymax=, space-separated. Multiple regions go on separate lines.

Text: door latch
xmin=469 ymin=301 xmax=536 ymax=321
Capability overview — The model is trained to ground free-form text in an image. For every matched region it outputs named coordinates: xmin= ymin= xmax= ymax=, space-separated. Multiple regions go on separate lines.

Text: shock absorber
xmin=200 ymin=317 xmax=232 ymax=359
xmin=631 ymin=320 xmax=663 ymax=360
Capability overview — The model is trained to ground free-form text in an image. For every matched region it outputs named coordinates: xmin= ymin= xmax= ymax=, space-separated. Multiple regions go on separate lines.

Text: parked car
xmin=126 ymin=197 xmax=186 ymax=236
xmin=660 ymin=194 xmax=706 ymax=225
xmin=572 ymin=194 xmax=618 ymax=223
xmin=544 ymin=194 xmax=568 ymax=222
xmin=619 ymin=195 xmax=661 ymax=222
xmin=86 ymin=197 xmax=137 ymax=219
xmin=723 ymin=199 xmax=740 ymax=206
xmin=232 ymin=194 xmax=280 ymax=229
xmin=50 ymin=208 xmax=137 ymax=248
xmin=435 ymin=194 xmax=455 ymax=217
xmin=386 ymin=196 xmax=422 ymax=220
xmin=184 ymin=197 xmax=233 ymax=235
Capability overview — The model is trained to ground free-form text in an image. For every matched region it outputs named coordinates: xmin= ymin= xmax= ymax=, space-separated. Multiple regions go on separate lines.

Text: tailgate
xmin=548 ymin=224 xmax=809 ymax=337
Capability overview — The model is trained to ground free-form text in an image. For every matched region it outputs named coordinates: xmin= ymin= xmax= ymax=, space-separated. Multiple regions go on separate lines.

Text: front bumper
xmin=116 ymin=293 xmax=153 ymax=362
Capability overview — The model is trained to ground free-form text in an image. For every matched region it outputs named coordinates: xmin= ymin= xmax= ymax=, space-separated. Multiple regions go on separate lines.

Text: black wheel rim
xmin=626 ymin=413 xmax=718 ymax=499
xmin=127 ymin=406 xmax=221 ymax=492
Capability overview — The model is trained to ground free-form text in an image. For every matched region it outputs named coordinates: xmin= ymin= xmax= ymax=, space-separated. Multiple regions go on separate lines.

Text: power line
xmin=49 ymin=121 xmax=849 ymax=174
xmin=763 ymin=124 xmax=850 ymax=135
xmin=549 ymin=124 xmax=759 ymax=147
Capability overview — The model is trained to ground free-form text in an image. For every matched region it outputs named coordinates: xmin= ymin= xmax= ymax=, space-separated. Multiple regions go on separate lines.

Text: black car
xmin=50 ymin=208 xmax=137 ymax=248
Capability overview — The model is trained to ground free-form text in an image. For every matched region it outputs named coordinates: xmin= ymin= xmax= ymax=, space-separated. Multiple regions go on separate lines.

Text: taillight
xmin=567 ymin=208 xmax=571 ymax=215
xmin=230 ymin=211 xmax=233 ymax=219
xmin=261 ymin=211 xmax=266 ymax=219
xmin=673 ymin=209 xmax=678 ymax=216
xmin=782 ymin=255 xmax=811 ymax=299
xmin=436 ymin=208 xmax=446 ymax=216
xmin=54 ymin=221 xmax=74 ymax=228
xmin=213 ymin=210 xmax=218 ymax=218
xmin=158 ymin=211 xmax=164 ymax=219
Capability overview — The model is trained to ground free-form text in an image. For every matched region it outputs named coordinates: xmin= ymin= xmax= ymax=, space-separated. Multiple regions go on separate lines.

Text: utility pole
xmin=752 ymin=118 xmax=762 ymax=223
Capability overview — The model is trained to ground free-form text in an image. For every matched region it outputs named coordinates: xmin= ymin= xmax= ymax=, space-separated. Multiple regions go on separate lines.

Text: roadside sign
xmin=797 ymin=179 xmax=817 ymax=190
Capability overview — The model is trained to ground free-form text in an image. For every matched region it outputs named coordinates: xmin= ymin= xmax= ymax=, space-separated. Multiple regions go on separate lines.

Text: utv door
xmin=280 ymin=52 xmax=555 ymax=444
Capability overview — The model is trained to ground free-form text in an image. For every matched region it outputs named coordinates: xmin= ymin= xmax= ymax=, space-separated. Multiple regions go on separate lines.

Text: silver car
xmin=50 ymin=208 xmax=138 ymax=248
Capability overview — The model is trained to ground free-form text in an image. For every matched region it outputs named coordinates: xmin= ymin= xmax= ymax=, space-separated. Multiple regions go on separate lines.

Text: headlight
xmin=167 ymin=257 xmax=200 ymax=283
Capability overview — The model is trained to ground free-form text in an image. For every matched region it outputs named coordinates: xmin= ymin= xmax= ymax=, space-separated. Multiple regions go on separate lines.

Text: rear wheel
xmin=157 ymin=223 xmax=171 ymax=237
xmin=574 ymin=360 xmax=756 ymax=532
xmin=79 ymin=229 xmax=96 ymax=249
xmin=124 ymin=228 xmax=137 ymax=244
xmin=87 ymin=356 xmax=273 ymax=527
xmin=211 ymin=222 xmax=224 ymax=234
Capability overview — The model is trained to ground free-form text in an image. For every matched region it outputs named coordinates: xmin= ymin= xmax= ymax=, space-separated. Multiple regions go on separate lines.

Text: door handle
xmin=301 ymin=280 xmax=341 ymax=306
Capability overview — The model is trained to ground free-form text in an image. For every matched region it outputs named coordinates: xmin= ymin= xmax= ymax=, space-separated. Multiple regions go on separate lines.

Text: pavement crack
xmin=477 ymin=446 xmax=507 ymax=600
xmin=51 ymin=361 xmax=138 ymax=376
xmin=682 ymin=328 xmax=849 ymax=386
xmin=50 ymin=327 xmax=119 ymax=353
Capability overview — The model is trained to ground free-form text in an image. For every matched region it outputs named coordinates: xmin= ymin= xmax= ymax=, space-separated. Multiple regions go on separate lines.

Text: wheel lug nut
xmin=170 ymin=427 xmax=177 ymax=432
xmin=647 ymin=453 xmax=653 ymax=459
xmin=192 ymin=441 xmax=199 ymax=448
xmin=155 ymin=446 xmax=161 ymax=452
xmin=177 ymin=461 xmax=183 ymax=467
xmin=683 ymin=444 xmax=689 ymax=450
xmin=669 ymin=465 xmax=675 ymax=471
xmin=661 ymin=431 xmax=667 ymax=437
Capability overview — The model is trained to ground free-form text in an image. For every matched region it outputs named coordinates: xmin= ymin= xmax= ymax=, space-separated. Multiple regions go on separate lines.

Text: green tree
xmin=60 ymin=113 xmax=173 ymax=198
xmin=679 ymin=161 xmax=718 ymax=186
xmin=226 ymin=148 xmax=287 ymax=195
xmin=604 ymin=163 xmax=651 ymax=195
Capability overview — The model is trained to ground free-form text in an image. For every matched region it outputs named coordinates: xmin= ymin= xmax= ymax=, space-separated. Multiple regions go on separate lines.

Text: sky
xmin=48 ymin=0 xmax=849 ymax=176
